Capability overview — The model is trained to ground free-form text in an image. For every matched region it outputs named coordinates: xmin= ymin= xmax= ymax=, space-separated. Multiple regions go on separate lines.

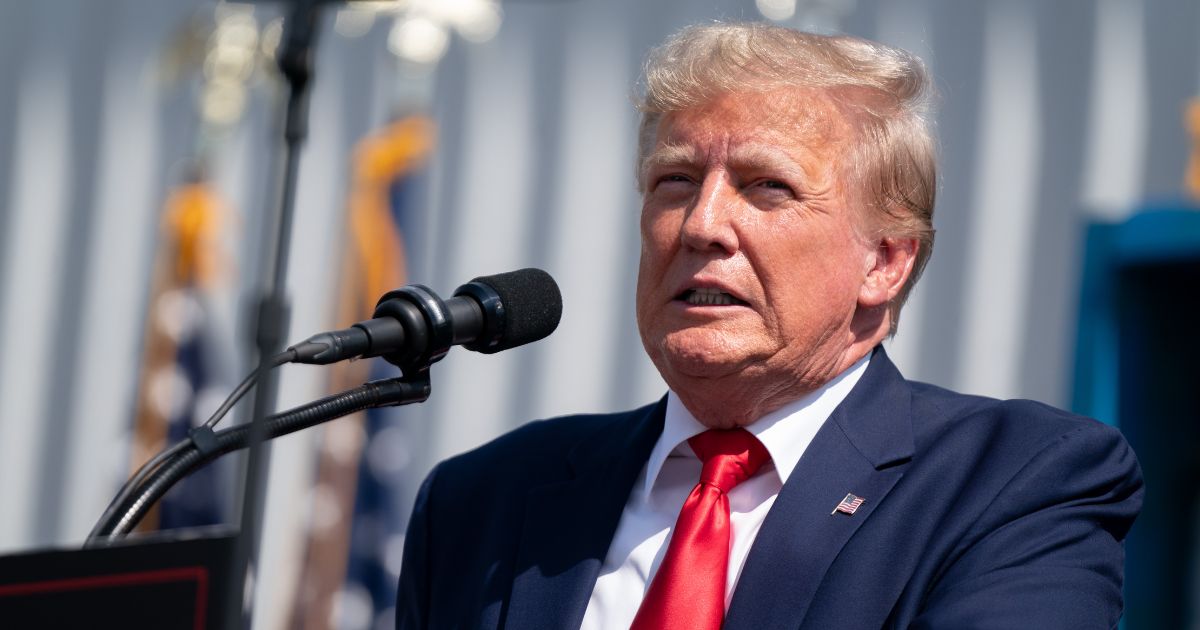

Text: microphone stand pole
xmin=230 ymin=1 xmax=324 ymax=627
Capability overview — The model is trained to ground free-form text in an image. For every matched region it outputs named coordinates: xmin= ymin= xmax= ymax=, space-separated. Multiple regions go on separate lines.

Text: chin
xmin=654 ymin=332 xmax=759 ymax=381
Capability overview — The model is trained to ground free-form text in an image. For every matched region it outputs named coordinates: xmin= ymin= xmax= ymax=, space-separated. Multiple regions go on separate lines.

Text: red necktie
xmin=630 ymin=428 xmax=770 ymax=630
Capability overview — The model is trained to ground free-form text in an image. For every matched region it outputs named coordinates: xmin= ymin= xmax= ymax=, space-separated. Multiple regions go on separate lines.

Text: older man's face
xmin=635 ymin=87 xmax=877 ymax=401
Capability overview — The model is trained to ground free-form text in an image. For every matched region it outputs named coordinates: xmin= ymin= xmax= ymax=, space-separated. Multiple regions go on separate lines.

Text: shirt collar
xmin=642 ymin=354 xmax=871 ymax=499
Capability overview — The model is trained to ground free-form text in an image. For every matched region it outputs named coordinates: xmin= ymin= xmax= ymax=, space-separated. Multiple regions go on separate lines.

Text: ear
xmin=858 ymin=236 xmax=919 ymax=308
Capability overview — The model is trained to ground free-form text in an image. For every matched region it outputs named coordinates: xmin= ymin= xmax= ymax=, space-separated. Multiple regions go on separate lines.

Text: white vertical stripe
xmin=0 ymin=39 xmax=73 ymax=553
xmin=57 ymin=27 xmax=163 ymax=544
xmin=1080 ymin=0 xmax=1147 ymax=220
xmin=418 ymin=88 xmax=449 ymax=281
xmin=885 ymin=282 xmax=929 ymax=378
xmin=957 ymin=2 xmax=1041 ymax=400
xmin=208 ymin=109 xmax=254 ymax=380
xmin=430 ymin=24 xmax=536 ymax=460
xmin=630 ymin=340 xmax=671 ymax=411
xmin=875 ymin=0 xmax=934 ymax=67
xmin=874 ymin=0 xmax=933 ymax=378
xmin=536 ymin=12 xmax=647 ymax=418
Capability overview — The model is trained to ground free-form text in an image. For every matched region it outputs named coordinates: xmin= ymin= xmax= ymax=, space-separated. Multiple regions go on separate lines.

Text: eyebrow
xmin=638 ymin=142 xmax=701 ymax=190
xmin=641 ymin=142 xmax=702 ymax=172
xmin=726 ymin=144 xmax=804 ymax=175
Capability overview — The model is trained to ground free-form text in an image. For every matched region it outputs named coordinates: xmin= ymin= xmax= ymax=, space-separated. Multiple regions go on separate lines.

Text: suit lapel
xmin=725 ymin=349 xmax=915 ymax=630
xmin=502 ymin=399 xmax=665 ymax=630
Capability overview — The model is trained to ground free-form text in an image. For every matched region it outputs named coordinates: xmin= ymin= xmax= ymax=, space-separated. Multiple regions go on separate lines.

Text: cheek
xmin=636 ymin=208 xmax=669 ymax=318
xmin=638 ymin=208 xmax=678 ymax=269
xmin=757 ymin=222 xmax=869 ymax=317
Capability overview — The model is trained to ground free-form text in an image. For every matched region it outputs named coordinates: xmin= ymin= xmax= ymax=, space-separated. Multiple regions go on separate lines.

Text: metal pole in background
xmin=228 ymin=1 xmax=329 ymax=626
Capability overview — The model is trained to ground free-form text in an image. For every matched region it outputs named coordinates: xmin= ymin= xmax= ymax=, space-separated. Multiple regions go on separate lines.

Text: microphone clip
xmin=372 ymin=284 xmax=454 ymax=376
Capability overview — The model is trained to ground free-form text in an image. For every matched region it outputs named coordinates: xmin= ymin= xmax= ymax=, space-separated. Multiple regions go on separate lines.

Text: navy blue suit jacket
xmin=397 ymin=349 xmax=1143 ymax=629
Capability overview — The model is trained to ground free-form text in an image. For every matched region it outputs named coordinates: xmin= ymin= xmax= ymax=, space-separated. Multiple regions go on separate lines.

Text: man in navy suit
xmin=397 ymin=23 xmax=1142 ymax=629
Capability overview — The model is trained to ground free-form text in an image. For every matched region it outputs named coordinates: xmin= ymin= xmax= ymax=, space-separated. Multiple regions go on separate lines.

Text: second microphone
xmin=289 ymin=268 xmax=562 ymax=372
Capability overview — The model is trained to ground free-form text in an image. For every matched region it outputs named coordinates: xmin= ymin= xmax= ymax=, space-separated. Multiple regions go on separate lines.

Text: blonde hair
xmin=636 ymin=22 xmax=937 ymax=321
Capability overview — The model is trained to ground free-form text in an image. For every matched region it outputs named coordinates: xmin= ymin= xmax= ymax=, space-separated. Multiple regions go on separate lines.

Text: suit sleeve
xmin=396 ymin=464 xmax=439 ymax=630
xmin=911 ymin=422 xmax=1144 ymax=629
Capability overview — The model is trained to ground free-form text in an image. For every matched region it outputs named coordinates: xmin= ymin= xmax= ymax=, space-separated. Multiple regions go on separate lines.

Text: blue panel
xmin=1073 ymin=205 xmax=1200 ymax=630
xmin=1073 ymin=206 xmax=1200 ymax=425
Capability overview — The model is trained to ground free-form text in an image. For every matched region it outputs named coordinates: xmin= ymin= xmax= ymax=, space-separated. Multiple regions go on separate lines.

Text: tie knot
xmin=687 ymin=428 xmax=770 ymax=493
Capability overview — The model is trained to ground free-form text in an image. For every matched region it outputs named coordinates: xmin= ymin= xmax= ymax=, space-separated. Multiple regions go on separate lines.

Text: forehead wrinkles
xmin=643 ymin=90 xmax=854 ymax=183
xmin=673 ymin=90 xmax=848 ymax=150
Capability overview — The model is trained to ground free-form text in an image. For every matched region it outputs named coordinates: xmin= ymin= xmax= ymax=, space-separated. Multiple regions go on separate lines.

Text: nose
xmin=680 ymin=172 xmax=739 ymax=255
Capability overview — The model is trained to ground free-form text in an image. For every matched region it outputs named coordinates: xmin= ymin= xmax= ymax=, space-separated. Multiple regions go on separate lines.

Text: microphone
xmin=289 ymin=268 xmax=562 ymax=371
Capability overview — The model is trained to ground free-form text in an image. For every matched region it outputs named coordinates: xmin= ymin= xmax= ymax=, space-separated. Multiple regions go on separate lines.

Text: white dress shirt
xmin=579 ymin=355 xmax=870 ymax=630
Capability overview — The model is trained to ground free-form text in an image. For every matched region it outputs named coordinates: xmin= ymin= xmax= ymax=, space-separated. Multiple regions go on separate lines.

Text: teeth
xmin=685 ymin=288 xmax=738 ymax=306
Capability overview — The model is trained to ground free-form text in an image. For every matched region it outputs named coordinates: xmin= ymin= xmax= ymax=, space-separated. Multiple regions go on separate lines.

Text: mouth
xmin=676 ymin=287 xmax=750 ymax=307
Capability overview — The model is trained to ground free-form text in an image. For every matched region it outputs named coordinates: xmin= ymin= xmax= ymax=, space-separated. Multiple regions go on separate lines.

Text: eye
xmin=757 ymin=179 xmax=790 ymax=191
xmin=748 ymin=179 xmax=797 ymax=199
xmin=652 ymin=173 xmax=696 ymax=191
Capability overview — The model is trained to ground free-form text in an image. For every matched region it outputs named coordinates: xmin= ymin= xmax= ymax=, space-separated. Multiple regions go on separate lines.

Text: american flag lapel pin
xmin=832 ymin=493 xmax=865 ymax=516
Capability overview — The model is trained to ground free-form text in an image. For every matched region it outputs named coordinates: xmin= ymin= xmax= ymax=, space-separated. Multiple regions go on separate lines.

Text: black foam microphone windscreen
xmin=459 ymin=268 xmax=562 ymax=353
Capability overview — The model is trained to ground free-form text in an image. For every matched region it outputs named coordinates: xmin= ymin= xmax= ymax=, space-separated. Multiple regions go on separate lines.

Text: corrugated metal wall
xmin=0 ymin=0 xmax=1195 ymax=626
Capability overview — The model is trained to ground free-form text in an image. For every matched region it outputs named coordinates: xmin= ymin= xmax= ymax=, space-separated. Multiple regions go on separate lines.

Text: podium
xmin=0 ymin=528 xmax=239 ymax=629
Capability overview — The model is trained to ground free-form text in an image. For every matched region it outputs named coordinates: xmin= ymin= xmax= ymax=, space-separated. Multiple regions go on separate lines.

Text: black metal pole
xmin=228 ymin=2 xmax=324 ymax=627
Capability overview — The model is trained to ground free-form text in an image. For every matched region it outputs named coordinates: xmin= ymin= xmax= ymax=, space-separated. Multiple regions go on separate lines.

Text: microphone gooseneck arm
xmin=85 ymin=350 xmax=297 ymax=543
xmin=87 ymin=372 xmax=430 ymax=544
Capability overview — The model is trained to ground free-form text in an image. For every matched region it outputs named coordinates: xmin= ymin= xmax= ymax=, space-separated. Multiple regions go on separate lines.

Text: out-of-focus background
xmin=0 ymin=0 xmax=1197 ymax=628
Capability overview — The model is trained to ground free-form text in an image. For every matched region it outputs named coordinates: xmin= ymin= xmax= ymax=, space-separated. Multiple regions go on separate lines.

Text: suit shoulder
xmin=435 ymin=401 xmax=659 ymax=479
xmin=906 ymin=380 xmax=1132 ymax=461
xmin=889 ymin=386 xmax=1143 ymax=628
